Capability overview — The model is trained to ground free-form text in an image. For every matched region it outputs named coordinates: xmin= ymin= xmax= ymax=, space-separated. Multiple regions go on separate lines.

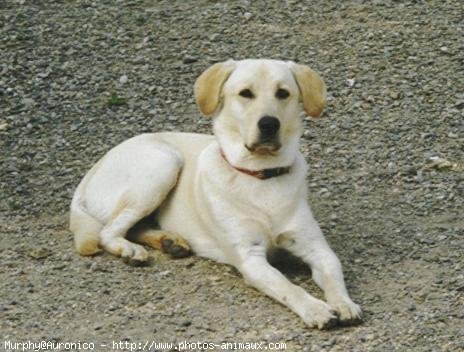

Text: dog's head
xmin=195 ymin=59 xmax=326 ymax=169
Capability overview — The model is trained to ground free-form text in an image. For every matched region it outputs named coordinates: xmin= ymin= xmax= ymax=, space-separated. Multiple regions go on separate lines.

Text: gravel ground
xmin=1 ymin=0 xmax=463 ymax=351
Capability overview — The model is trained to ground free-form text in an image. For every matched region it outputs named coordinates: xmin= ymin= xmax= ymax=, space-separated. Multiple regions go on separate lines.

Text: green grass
xmin=107 ymin=93 xmax=127 ymax=107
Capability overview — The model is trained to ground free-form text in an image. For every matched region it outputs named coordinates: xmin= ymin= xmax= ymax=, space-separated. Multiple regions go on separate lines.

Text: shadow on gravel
xmin=269 ymin=248 xmax=311 ymax=278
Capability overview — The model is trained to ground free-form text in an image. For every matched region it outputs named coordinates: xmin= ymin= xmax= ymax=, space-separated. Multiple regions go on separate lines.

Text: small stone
xmin=183 ymin=56 xmax=198 ymax=64
xmin=360 ymin=102 xmax=371 ymax=110
xmin=317 ymin=188 xmax=331 ymax=198
xmin=209 ymin=33 xmax=220 ymax=41
xmin=358 ymin=332 xmax=375 ymax=342
xmin=362 ymin=94 xmax=374 ymax=103
xmin=28 ymin=248 xmax=51 ymax=259
xmin=157 ymin=270 xmax=171 ymax=277
xmin=322 ymin=337 xmax=337 ymax=347
xmin=52 ymin=264 xmax=66 ymax=270
xmin=180 ymin=320 xmax=192 ymax=327
xmin=244 ymin=12 xmax=253 ymax=20
xmin=119 ymin=75 xmax=128 ymax=84
xmin=22 ymin=98 xmax=35 ymax=108
xmin=303 ymin=130 xmax=314 ymax=139
xmin=389 ymin=91 xmax=401 ymax=100
xmin=37 ymin=71 xmax=50 ymax=78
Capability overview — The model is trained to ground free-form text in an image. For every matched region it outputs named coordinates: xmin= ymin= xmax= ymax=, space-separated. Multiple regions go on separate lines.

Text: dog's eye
xmin=275 ymin=88 xmax=290 ymax=99
xmin=239 ymin=89 xmax=254 ymax=99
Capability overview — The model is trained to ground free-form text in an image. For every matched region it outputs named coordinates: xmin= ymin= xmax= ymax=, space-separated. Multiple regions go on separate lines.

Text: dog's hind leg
xmin=70 ymin=136 xmax=185 ymax=263
xmin=70 ymin=198 xmax=102 ymax=256
xmin=99 ymin=204 xmax=150 ymax=264
xmin=70 ymin=159 xmax=105 ymax=256
xmin=128 ymin=222 xmax=191 ymax=258
xmin=98 ymin=146 xmax=184 ymax=264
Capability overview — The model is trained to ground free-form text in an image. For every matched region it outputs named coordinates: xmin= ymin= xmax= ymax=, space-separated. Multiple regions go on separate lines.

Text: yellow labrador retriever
xmin=70 ymin=59 xmax=361 ymax=329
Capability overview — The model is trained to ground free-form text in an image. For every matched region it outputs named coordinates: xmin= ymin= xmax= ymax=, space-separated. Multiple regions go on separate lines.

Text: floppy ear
xmin=194 ymin=60 xmax=236 ymax=116
xmin=287 ymin=62 xmax=326 ymax=118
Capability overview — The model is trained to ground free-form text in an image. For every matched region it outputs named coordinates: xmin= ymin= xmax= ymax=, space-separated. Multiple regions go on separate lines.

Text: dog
xmin=70 ymin=59 xmax=362 ymax=329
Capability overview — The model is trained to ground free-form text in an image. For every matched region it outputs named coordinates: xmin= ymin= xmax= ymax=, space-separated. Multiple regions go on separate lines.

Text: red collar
xmin=220 ymin=149 xmax=291 ymax=180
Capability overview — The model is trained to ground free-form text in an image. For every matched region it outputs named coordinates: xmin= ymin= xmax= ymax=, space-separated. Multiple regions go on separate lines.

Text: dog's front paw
xmin=120 ymin=242 xmax=149 ymax=266
xmin=301 ymin=298 xmax=338 ymax=330
xmin=102 ymin=238 xmax=149 ymax=265
xmin=328 ymin=296 xmax=362 ymax=325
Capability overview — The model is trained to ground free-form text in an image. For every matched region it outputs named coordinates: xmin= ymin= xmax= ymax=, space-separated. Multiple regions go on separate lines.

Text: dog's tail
xmin=69 ymin=194 xmax=102 ymax=256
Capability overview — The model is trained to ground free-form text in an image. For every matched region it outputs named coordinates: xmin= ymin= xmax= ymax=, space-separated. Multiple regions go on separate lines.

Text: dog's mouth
xmin=245 ymin=142 xmax=281 ymax=155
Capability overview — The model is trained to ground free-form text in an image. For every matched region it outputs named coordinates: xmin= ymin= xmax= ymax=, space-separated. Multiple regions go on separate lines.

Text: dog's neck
xmin=220 ymin=149 xmax=291 ymax=180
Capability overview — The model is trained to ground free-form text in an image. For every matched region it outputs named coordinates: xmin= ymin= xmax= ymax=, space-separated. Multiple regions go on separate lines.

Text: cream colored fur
xmin=70 ymin=59 xmax=361 ymax=329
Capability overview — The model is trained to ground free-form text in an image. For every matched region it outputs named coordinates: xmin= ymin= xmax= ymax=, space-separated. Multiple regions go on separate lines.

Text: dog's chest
xmin=241 ymin=179 xmax=299 ymax=216
xmin=202 ymin=173 xmax=304 ymax=240
xmin=197 ymin=147 xmax=306 ymax=236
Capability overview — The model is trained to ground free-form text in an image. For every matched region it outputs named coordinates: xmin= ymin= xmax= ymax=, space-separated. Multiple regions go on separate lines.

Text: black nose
xmin=258 ymin=116 xmax=280 ymax=136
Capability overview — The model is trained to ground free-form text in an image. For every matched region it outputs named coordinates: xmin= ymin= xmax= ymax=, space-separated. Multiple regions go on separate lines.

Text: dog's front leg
xmin=278 ymin=204 xmax=362 ymax=324
xmin=232 ymin=240 xmax=338 ymax=329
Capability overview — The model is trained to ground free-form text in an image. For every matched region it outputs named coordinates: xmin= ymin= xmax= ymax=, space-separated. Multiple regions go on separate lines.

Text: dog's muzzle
xmin=246 ymin=116 xmax=281 ymax=155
